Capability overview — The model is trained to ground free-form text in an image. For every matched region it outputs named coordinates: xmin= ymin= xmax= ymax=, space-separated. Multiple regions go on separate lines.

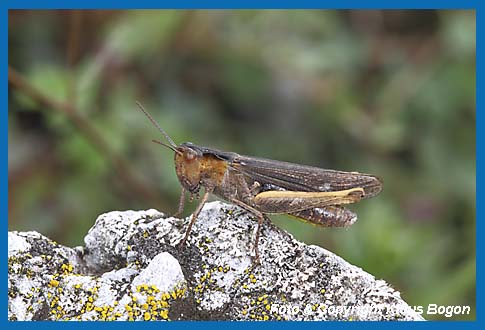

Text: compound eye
xmin=185 ymin=150 xmax=197 ymax=161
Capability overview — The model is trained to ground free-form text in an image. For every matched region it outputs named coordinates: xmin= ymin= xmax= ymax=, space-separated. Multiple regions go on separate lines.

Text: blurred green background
xmin=8 ymin=10 xmax=475 ymax=320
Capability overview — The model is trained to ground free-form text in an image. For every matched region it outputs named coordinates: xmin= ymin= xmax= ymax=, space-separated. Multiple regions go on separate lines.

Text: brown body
xmin=137 ymin=102 xmax=383 ymax=264
xmin=171 ymin=142 xmax=381 ymax=264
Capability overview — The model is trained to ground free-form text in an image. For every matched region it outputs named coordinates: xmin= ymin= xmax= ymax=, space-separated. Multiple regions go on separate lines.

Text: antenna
xmin=152 ymin=139 xmax=182 ymax=155
xmin=135 ymin=101 xmax=178 ymax=149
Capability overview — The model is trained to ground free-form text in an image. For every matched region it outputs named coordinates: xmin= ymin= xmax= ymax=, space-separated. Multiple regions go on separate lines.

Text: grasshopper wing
xmin=230 ymin=155 xmax=382 ymax=198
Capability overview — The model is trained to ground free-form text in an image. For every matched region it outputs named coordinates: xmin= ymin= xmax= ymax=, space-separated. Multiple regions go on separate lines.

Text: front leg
xmin=178 ymin=188 xmax=212 ymax=250
xmin=173 ymin=187 xmax=186 ymax=217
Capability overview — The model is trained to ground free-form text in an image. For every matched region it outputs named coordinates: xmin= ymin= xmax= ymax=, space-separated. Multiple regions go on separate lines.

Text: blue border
xmin=4 ymin=1 xmax=479 ymax=329
xmin=3 ymin=0 xmax=479 ymax=10
xmin=475 ymin=2 xmax=480 ymax=328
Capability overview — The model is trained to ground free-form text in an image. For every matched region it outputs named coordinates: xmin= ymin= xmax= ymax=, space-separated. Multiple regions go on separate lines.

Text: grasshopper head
xmin=174 ymin=143 xmax=204 ymax=194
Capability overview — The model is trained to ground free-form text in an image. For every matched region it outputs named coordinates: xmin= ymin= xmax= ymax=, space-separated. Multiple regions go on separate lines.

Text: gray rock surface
xmin=8 ymin=201 xmax=424 ymax=321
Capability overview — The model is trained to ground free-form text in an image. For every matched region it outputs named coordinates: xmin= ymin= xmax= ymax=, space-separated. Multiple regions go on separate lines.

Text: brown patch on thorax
xmin=199 ymin=155 xmax=229 ymax=186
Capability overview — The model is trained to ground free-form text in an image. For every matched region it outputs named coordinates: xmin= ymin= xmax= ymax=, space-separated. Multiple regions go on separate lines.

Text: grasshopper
xmin=136 ymin=102 xmax=383 ymax=264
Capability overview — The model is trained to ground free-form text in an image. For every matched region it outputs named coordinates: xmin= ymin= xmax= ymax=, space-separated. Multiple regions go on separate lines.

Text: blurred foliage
xmin=8 ymin=10 xmax=475 ymax=320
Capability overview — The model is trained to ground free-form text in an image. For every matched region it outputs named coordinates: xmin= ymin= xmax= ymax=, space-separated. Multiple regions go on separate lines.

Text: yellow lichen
xmin=49 ymin=279 xmax=59 ymax=287
xmin=159 ymin=309 xmax=169 ymax=319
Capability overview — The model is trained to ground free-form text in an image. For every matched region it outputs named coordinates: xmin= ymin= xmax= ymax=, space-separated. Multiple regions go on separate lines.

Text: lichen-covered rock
xmin=8 ymin=201 xmax=424 ymax=321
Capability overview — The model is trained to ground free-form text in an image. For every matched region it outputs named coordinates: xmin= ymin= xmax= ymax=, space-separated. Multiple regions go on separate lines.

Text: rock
xmin=8 ymin=201 xmax=424 ymax=321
